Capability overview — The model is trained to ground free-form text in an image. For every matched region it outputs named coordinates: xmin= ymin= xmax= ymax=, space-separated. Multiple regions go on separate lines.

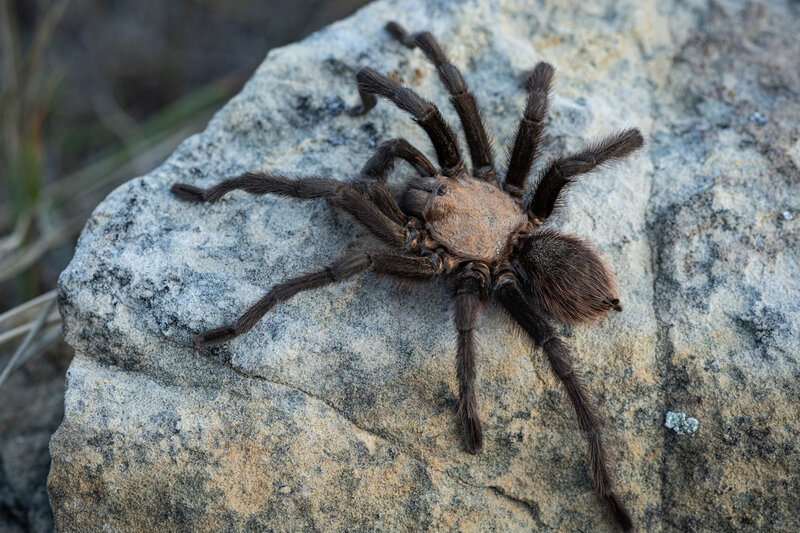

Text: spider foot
xmin=603 ymin=491 xmax=634 ymax=532
xmin=347 ymin=104 xmax=370 ymax=117
xmin=193 ymin=326 xmax=237 ymax=348
xmin=607 ymin=298 xmax=622 ymax=312
xmin=385 ymin=21 xmax=414 ymax=48
xmin=171 ymin=183 xmax=207 ymax=202
xmin=461 ymin=412 xmax=484 ymax=455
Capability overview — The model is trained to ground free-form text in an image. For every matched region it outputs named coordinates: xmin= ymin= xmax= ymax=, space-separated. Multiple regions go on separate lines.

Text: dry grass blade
xmin=0 ymin=0 xmax=20 ymax=96
xmin=0 ymin=289 xmax=56 ymax=326
xmin=13 ymin=322 xmax=63 ymax=370
xmin=0 ymin=215 xmax=86 ymax=283
xmin=0 ymin=295 xmax=58 ymax=390
xmin=0 ymin=213 xmax=31 ymax=255
xmin=0 ymin=311 xmax=61 ymax=347
xmin=20 ymin=0 xmax=73 ymax=95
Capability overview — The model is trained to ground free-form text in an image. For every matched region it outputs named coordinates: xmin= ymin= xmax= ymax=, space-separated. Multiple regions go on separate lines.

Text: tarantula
xmin=171 ymin=21 xmax=642 ymax=532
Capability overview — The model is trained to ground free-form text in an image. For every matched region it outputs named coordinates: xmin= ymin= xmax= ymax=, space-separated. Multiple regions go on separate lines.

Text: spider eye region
xmin=424 ymin=175 xmax=526 ymax=262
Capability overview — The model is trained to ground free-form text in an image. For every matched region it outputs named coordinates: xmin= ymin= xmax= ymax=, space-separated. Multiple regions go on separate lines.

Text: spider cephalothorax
xmin=171 ymin=21 xmax=642 ymax=532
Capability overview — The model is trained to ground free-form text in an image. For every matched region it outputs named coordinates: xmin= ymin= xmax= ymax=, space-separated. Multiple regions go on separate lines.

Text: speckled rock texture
xmin=49 ymin=0 xmax=799 ymax=531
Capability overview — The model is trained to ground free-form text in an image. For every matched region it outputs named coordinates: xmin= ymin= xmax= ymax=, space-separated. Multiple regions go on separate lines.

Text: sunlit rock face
xmin=49 ymin=0 xmax=800 ymax=530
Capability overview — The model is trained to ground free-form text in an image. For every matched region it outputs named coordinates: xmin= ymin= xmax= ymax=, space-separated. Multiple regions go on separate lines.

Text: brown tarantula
xmin=171 ymin=22 xmax=642 ymax=532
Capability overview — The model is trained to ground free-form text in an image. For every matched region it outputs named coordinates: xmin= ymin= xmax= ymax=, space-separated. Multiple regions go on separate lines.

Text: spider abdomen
xmin=423 ymin=175 xmax=527 ymax=262
xmin=516 ymin=230 xmax=621 ymax=324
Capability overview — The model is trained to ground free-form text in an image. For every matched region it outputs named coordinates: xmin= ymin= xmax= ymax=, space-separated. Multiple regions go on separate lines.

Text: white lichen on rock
xmin=665 ymin=411 xmax=699 ymax=436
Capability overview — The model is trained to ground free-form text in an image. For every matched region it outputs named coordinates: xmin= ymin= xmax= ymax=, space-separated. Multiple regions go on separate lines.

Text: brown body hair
xmin=517 ymin=230 xmax=621 ymax=324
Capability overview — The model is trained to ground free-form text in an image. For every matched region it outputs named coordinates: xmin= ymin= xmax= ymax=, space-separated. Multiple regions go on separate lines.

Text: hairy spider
xmin=171 ymin=21 xmax=642 ymax=532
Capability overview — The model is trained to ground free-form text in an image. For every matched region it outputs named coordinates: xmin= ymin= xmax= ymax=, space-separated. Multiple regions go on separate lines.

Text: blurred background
xmin=0 ymin=0 xmax=371 ymax=529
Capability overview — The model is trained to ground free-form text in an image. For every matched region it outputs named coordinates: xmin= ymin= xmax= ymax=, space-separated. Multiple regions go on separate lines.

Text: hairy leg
xmin=348 ymin=85 xmax=377 ymax=117
xmin=493 ymin=270 xmax=633 ymax=532
xmin=195 ymin=251 xmax=440 ymax=348
xmin=349 ymin=178 xmax=409 ymax=226
xmin=171 ymin=172 xmax=415 ymax=250
xmin=170 ymin=171 xmax=339 ymax=203
xmin=527 ymin=128 xmax=643 ymax=221
xmin=386 ymin=21 xmax=495 ymax=180
xmin=360 ymin=138 xmax=438 ymax=181
xmin=451 ymin=262 xmax=489 ymax=454
xmin=350 ymin=66 xmax=463 ymax=176
xmin=503 ymin=62 xmax=555 ymax=197
xmin=356 ymin=138 xmax=438 ymax=225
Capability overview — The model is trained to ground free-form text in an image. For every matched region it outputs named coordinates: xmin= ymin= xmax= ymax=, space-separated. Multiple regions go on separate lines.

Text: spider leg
xmin=492 ymin=269 xmax=633 ymax=533
xmin=349 ymin=179 xmax=409 ymax=226
xmin=452 ymin=262 xmax=489 ymax=454
xmin=356 ymin=138 xmax=439 ymax=225
xmin=333 ymin=184 xmax=425 ymax=249
xmin=349 ymin=85 xmax=377 ymax=117
xmin=349 ymin=66 xmax=463 ymax=176
xmin=527 ymin=128 xmax=643 ymax=222
xmin=194 ymin=251 xmax=440 ymax=348
xmin=360 ymin=138 xmax=438 ymax=181
xmin=503 ymin=62 xmax=555 ymax=197
xmin=385 ymin=22 xmax=495 ymax=180
xmin=170 ymin=172 xmax=339 ymax=203
xmin=171 ymin=172 xmax=417 ymax=250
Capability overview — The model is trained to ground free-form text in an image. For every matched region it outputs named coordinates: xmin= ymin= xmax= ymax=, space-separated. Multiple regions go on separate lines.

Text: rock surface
xmin=49 ymin=0 xmax=799 ymax=531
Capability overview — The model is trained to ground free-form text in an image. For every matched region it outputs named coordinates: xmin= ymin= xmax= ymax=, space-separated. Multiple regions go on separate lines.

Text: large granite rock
xmin=49 ymin=0 xmax=800 ymax=530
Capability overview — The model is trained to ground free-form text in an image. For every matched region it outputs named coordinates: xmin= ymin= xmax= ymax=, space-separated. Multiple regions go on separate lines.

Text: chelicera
xmin=171 ymin=21 xmax=642 ymax=531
